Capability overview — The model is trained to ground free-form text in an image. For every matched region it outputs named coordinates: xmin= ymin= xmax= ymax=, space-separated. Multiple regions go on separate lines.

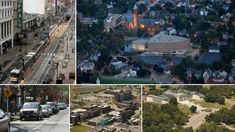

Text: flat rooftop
xmin=23 ymin=13 xmax=37 ymax=21
xmin=104 ymin=14 xmax=122 ymax=22
xmin=148 ymin=94 xmax=168 ymax=100
xmin=132 ymin=38 xmax=149 ymax=45
xmin=148 ymin=34 xmax=190 ymax=44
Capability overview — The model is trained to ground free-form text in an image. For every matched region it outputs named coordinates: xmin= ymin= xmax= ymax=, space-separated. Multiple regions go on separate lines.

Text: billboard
xmin=23 ymin=0 xmax=46 ymax=14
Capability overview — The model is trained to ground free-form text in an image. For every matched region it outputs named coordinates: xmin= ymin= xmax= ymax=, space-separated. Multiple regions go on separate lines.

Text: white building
xmin=145 ymin=94 xmax=169 ymax=104
xmin=104 ymin=14 xmax=122 ymax=31
xmin=0 ymin=0 xmax=14 ymax=54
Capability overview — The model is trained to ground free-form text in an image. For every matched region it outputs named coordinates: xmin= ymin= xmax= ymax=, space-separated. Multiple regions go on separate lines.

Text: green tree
xmin=96 ymin=8 xmax=108 ymax=20
xmin=190 ymin=105 xmax=197 ymax=113
xmin=217 ymin=96 xmax=225 ymax=105
xmin=169 ymin=96 xmax=178 ymax=105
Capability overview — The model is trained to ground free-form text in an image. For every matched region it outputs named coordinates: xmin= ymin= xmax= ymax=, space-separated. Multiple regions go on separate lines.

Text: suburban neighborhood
xmin=143 ymin=85 xmax=235 ymax=131
xmin=77 ymin=0 xmax=235 ymax=84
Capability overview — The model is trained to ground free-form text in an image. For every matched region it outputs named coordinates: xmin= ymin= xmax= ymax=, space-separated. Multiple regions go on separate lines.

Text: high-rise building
xmin=0 ymin=0 xmax=14 ymax=55
xmin=13 ymin=0 xmax=37 ymax=34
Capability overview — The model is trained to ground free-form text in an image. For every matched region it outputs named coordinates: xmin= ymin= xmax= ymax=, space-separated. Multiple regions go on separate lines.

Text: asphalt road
xmin=11 ymin=108 xmax=69 ymax=132
xmin=25 ymin=22 xmax=69 ymax=84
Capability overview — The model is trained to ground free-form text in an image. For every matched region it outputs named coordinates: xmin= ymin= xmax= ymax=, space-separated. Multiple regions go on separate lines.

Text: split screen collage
xmin=1 ymin=0 xmax=235 ymax=132
xmin=1 ymin=85 xmax=235 ymax=132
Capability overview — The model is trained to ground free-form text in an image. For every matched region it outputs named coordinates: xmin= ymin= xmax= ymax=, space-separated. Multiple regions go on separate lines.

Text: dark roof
xmin=122 ymin=13 xmax=156 ymax=26
xmin=139 ymin=18 xmax=155 ymax=26
xmin=198 ymin=53 xmax=221 ymax=65
xmin=208 ymin=45 xmax=220 ymax=50
xmin=132 ymin=56 xmax=183 ymax=65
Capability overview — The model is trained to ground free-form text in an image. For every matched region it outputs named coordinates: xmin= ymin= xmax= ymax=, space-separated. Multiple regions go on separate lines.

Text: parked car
xmin=0 ymin=109 xmax=10 ymax=132
xmin=58 ymin=102 xmax=66 ymax=110
xmin=46 ymin=105 xmax=53 ymax=116
xmin=20 ymin=102 xmax=43 ymax=121
xmin=46 ymin=102 xmax=59 ymax=114
xmin=41 ymin=105 xmax=50 ymax=118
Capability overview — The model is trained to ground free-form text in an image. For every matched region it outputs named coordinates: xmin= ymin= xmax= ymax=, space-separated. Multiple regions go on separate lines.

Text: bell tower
xmin=133 ymin=4 xmax=138 ymax=28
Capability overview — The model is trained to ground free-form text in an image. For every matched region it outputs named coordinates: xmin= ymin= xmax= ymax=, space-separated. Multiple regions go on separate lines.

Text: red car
xmin=0 ymin=109 xmax=10 ymax=132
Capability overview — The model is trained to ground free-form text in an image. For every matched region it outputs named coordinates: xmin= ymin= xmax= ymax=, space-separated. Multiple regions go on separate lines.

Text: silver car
xmin=20 ymin=102 xmax=43 ymax=121
xmin=41 ymin=105 xmax=50 ymax=118
xmin=46 ymin=105 xmax=53 ymax=116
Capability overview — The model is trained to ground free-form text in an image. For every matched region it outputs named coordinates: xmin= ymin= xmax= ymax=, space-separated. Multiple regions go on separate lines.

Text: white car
xmin=46 ymin=105 xmax=53 ymax=116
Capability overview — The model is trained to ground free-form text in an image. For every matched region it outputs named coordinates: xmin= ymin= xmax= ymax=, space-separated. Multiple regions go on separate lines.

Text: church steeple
xmin=133 ymin=4 xmax=138 ymax=28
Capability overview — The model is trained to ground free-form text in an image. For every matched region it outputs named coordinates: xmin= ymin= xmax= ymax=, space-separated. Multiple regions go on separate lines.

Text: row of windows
xmin=0 ymin=20 xmax=13 ymax=41
xmin=0 ymin=9 xmax=13 ymax=18
xmin=0 ymin=0 xmax=13 ymax=7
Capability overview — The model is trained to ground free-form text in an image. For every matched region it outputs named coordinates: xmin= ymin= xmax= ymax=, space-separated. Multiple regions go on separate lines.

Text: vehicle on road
xmin=46 ymin=102 xmax=59 ymax=114
xmin=0 ymin=109 xmax=10 ymax=132
xmin=20 ymin=102 xmax=43 ymax=121
xmin=46 ymin=105 xmax=53 ymax=116
xmin=41 ymin=105 xmax=50 ymax=118
xmin=58 ymin=102 xmax=66 ymax=110
xmin=10 ymin=37 xmax=50 ymax=84
xmin=10 ymin=69 xmax=24 ymax=84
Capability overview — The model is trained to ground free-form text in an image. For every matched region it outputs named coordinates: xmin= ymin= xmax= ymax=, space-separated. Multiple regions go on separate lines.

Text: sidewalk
xmin=55 ymin=33 xmax=75 ymax=84
xmin=0 ymin=32 xmax=40 ymax=72
xmin=53 ymin=20 xmax=75 ymax=84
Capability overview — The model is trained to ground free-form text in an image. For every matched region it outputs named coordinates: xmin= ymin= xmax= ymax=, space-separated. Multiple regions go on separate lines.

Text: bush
xmin=190 ymin=105 xmax=197 ymax=113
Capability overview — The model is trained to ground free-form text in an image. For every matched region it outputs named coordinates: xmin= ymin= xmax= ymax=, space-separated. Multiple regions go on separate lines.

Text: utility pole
xmin=55 ymin=0 xmax=58 ymax=16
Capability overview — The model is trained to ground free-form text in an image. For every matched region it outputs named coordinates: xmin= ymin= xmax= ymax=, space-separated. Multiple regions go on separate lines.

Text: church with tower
xmin=123 ymin=3 xmax=160 ymax=35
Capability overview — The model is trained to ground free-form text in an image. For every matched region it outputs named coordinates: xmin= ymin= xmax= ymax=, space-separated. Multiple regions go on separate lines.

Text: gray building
xmin=104 ymin=14 xmax=122 ymax=31
xmin=0 ymin=0 xmax=14 ymax=54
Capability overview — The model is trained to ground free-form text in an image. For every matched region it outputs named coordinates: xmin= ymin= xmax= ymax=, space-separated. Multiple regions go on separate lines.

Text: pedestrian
xmin=11 ymin=100 xmax=16 ymax=115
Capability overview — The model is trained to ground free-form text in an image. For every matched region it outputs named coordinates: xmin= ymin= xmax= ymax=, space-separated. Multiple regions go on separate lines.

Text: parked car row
xmin=19 ymin=101 xmax=67 ymax=121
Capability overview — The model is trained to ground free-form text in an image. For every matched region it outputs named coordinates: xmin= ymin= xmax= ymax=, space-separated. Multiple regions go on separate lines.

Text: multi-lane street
xmin=25 ymin=22 xmax=69 ymax=84
xmin=0 ymin=4 xmax=75 ymax=84
xmin=2 ymin=17 xmax=75 ymax=84
xmin=11 ymin=108 xmax=69 ymax=132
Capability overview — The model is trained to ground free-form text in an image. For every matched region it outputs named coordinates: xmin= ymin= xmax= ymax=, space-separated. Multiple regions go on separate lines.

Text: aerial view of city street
xmin=0 ymin=85 xmax=69 ymax=132
xmin=70 ymin=85 xmax=141 ymax=132
xmin=77 ymin=0 xmax=235 ymax=84
xmin=143 ymin=85 xmax=235 ymax=132
xmin=0 ymin=0 xmax=75 ymax=84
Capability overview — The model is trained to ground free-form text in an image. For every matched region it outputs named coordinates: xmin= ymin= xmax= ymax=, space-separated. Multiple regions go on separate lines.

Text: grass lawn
xmin=191 ymin=100 xmax=231 ymax=109
xmin=71 ymin=85 xmax=107 ymax=94
xmin=101 ymin=78 xmax=154 ymax=84
xmin=196 ymin=122 xmax=232 ymax=131
xmin=70 ymin=124 xmax=91 ymax=132
xmin=178 ymin=104 xmax=192 ymax=116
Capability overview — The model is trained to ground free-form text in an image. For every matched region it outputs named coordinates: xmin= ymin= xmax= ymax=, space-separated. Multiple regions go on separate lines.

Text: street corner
xmin=0 ymin=85 xmax=70 ymax=132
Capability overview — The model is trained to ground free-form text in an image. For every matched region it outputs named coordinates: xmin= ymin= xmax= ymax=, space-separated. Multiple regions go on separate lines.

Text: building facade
xmin=0 ymin=0 xmax=14 ymax=54
xmin=104 ymin=14 xmax=122 ymax=31
xmin=13 ymin=0 xmax=38 ymax=34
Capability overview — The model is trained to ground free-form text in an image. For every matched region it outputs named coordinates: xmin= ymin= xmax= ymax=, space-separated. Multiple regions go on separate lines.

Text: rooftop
xmin=148 ymin=34 xmax=190 ymax=44
xmin=148 ymin=94 xmax=169 ymax=100
xmin=104 ymin=14 xmax=122 ymax=22
xmin=132 ymin=38 xmax=149 ymax=45
xmin=198 ymin=53 xmax=221 ymax=65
